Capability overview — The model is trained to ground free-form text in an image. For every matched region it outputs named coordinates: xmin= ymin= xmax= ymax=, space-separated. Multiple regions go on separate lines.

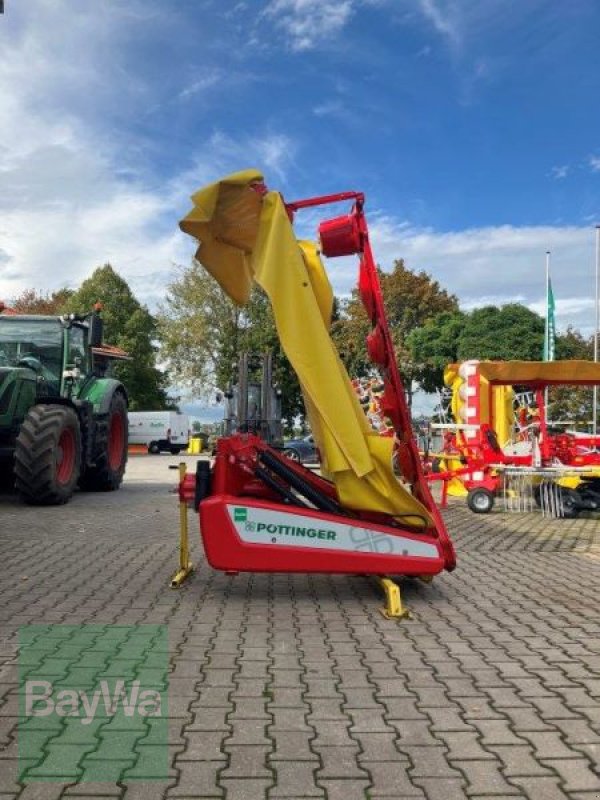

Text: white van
xmin=128 ymin=411 xmax=190 ymax=454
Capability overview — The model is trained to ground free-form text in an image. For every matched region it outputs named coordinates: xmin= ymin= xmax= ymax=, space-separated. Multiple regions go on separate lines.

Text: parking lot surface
xmin=1 ymin=454 xmax=600 ymax=799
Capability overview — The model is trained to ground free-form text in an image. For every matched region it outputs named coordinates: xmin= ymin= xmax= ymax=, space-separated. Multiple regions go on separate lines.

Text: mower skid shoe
xmin=199 ymin=495 xmax=448 ymax=576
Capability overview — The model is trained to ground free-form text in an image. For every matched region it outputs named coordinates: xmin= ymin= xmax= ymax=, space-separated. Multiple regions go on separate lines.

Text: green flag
xmin=543 ymin=278 xmax=556 ymax=361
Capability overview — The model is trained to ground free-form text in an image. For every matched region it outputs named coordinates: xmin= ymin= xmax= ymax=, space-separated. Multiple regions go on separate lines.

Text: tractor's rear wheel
xmin=80 ymin=392 xmax=128 ymax=492
xmin=15 ymin=405 xmax=81 ymax=505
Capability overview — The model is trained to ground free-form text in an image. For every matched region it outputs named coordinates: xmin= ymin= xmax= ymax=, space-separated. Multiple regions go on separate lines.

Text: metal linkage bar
xmin=258 ymin=449 xmax=345 ymax=516
xmin=254 ymin=464 xmax=309 ymax=508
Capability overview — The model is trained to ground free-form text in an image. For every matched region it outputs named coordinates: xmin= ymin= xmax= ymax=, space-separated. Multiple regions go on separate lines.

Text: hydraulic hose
xmin=258 ymin=449 xmax=345 ymax=516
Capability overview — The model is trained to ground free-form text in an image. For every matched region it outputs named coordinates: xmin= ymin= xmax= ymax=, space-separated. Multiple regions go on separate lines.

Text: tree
xmin=11 ymin=288 xmax=73 ymax=314
xmin=158 ymin=261 xmax=240 ymax=394
xmin=332 ymin=259 xmax=459 ymax=406
xmin=159 ymin=262 xmax=304 ymax=429
xmin=408 ymin=305 xmax=597 ymax=426
xmin=67 ymin=264 xmax=170 ymax=411
xmin=551 ymin=327 xmax=594 ymax=426
xmin=408 ymin=304 xmax=546 ymax=394
xmin=456 ymin=304 xmax=545 ymax=361
xmin=406 ymin=310 xmax=466 ymax=393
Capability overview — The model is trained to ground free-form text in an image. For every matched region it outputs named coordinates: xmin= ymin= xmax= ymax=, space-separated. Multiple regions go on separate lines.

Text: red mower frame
xmin=184 ymin=187 xmax=456 ymax=577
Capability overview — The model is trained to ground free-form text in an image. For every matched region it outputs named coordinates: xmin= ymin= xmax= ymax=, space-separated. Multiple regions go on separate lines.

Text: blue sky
xmin=1 ymin=0 xmax=599 ymax=351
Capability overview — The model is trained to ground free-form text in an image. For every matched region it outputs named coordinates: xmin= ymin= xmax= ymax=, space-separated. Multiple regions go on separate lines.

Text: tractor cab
xmin=0 ymin=315 xmax=90 ymax=399
xmin=0 ymin=305 xmax=129 ymax=505
xmin=0 ymin=316 xmax=61 ymax=389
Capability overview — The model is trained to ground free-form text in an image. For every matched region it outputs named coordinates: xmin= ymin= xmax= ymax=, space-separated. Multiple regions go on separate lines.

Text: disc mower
xmin=177 ymin=170 xmax=455 ymax=581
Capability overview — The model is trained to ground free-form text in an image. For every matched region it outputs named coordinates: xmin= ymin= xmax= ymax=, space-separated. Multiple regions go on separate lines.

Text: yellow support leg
xmin=170 ymin=462 xmax=194 ymax=588
xmin=376 ymin=576 xmax=411 ymax=620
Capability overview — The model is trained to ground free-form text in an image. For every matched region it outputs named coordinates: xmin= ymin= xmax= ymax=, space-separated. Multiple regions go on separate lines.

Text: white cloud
xmin=0 ymin=2 xmax=297 ymax=309
xmin=262 ymin=0 xmax=356 ymax=50
xmin=318 ymin=214 xmax=599 ymax=335
xmin=1 ymin=0 xmax=596 ymax=349
xmin=178 ymin=71 xmax=223 ymax=100
xmin=550 ymin=165 xmax=569 ymax=180
xmin=312 ymin=100 xmax=344 ymax=117
xmin=417 ymin=0 xmax=460 ymax=47
xmin=182 ymin=131 xmax=297 ymax=184
xmin=589 ymin=155 xmax=600 ymax=173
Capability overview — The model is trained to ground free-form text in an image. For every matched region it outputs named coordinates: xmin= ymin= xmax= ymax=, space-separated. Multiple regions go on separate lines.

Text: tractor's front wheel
xmin=80 ymin=392 xmax=128 ymax=492
xmin=15 ymin=405 xmax=82 ymax=505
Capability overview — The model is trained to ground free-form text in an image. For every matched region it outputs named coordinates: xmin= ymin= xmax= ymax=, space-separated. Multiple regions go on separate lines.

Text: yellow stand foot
xmin=170 ymin=461 xmax=195 ymax=589
xmin=376 ymin=576 xmax=412 ymax=620
xmin=170 ymin=563 xmax=194 ymax=589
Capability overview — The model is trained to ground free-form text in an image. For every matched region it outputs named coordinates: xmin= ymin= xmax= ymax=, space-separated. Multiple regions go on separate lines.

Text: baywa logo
xmin=25 ymin=679 xmax=161 ymax=725
xmin=18 ymin=624 xmax=168 ymax=783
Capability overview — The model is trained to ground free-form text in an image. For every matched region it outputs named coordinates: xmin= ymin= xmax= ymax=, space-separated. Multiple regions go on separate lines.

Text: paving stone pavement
xmin=1 ymin=455 xmax=600 ymax=799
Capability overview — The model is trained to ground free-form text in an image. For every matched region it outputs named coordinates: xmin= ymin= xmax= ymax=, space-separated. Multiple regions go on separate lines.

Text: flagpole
xmin=593 ymin=227 xmax=600 ymax=437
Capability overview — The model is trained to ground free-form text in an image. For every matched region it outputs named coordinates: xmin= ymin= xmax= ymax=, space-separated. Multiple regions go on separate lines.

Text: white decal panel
xmin=227 ymin=505 xmax=439 ymax=559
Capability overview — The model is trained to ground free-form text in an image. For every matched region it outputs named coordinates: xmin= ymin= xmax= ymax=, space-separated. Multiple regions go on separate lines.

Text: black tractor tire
xmin=170 ymin=447 xmax=182 ymax=455
xmin=148 ymin=442 xmax=160 ymax=455
xmin=467 ymin=487 xmax=495 ymax=514
xmin=15 ymin=404 xmax=82 ymax=505
xmin=80 ymin=392 xmax=128 ymax=492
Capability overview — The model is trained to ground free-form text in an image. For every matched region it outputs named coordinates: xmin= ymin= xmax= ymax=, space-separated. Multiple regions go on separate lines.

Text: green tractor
xmin=0 ymin=306 xmax=129 ymax=504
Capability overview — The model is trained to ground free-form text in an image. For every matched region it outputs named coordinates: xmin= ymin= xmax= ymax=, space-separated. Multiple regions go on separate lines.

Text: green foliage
xmin=332 ymin=259 xmax=459 ymax=404
xmin=330 ymin=298 xmax=370 ymax=378
xmin=409 ymin=304 xmax=546 ymax=394
xmin=406 ymin=311 xmax=466 ymax=393
xmin=456 ymin=304 xmax=545 ymax=361
xmin=11 ymin=288 xmax=73 ymax=315
xmin=158 ymin=261 xmax=239 ymax=393
xmin=159 ymin=263 xmax=304 ymax=429
xmin=67 ymin=264 xmax=170 ymax=411
xmin=550 ymin=327 xmax=595 ymax=426
xmin=555 ymin=326 xmax=594 ymax=360
xmin=408 ymin=306 xmax=596 ymax=426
